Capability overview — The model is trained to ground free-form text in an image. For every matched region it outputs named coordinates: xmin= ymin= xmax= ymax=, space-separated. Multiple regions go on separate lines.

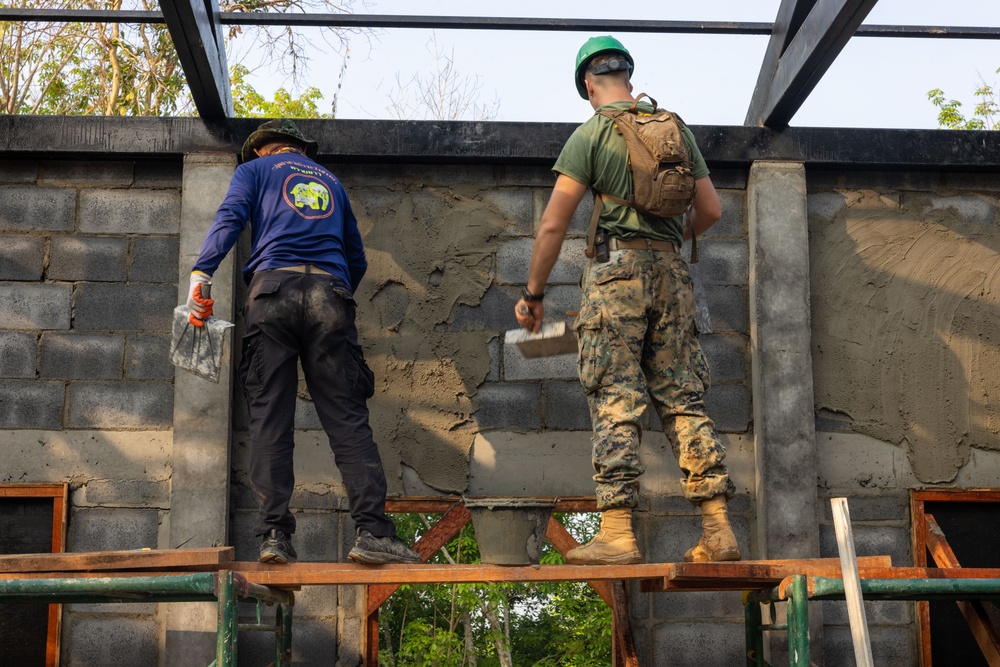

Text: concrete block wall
xmin=0 ymin=157 xmax=181 ymax=664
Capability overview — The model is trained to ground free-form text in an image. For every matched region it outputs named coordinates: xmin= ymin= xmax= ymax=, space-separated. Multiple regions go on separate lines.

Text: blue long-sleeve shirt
xmin=193 ymin=154 xmax=367 ymax=291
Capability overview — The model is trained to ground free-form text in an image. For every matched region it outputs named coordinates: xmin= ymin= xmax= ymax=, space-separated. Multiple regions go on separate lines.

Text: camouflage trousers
xmin=575 ymin=248 xmax=735 ymax=511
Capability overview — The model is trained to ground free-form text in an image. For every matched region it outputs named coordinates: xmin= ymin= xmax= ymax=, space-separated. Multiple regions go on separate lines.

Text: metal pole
xmin=215 ymin=571 xmax=239 ymax=667
xmin=786 ymin=575 xmax=810 ymax=667
xmin=744 ymin=593 xmax=764 ymax=666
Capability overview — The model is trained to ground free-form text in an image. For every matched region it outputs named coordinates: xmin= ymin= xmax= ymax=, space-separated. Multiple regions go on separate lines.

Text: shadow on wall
xmin=810 ymin=189 xmax=1000 ymax=483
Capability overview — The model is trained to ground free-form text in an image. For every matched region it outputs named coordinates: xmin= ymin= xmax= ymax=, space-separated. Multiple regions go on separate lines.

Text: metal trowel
xmin=169 ymin=283 xmax=234 ymax=383
xmin=506 ymin=321 xmax=578 ymax=359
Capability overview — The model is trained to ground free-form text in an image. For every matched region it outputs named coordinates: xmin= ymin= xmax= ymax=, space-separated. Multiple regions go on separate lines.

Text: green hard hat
xmin=241 ymin=119 xmax=318 ymax=163
xmin=574 ymin=35 xmax=634 ymax=100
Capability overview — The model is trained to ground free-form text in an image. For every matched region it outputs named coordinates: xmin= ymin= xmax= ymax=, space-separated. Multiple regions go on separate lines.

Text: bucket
xmin=464 ymin=497 xmax=556 ymax=565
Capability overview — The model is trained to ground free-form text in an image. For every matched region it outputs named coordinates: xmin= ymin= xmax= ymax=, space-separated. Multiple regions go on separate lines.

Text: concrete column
xmin=748 ymin=161 xmax=823 ymax=662
xmin=165 ymin=153 xmax=238 ymax=666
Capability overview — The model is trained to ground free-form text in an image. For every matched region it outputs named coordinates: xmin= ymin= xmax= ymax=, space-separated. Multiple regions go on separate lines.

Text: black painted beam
xmin=3 ymin=116 xmax=1000 ymax=171
xmin=2 ymin=9 xmax=998 ymax=40
xmin=158 ymin=0 xmax=233 ymax=123
xmin=753 ymin=0 xmax=879 ymax=128
xmin=746 ymin=0 xmax=816 ymax=127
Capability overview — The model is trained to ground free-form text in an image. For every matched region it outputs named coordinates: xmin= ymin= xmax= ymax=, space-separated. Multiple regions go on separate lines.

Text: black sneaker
xmin=348 ymin=530 xmax=421 ymax=564
xmin=259 ymin=529 xmax=297 ymax=564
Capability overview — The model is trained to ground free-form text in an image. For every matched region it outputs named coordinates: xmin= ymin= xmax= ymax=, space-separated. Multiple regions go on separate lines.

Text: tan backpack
xmin=586 ymin=93 xmax=699 ymax=261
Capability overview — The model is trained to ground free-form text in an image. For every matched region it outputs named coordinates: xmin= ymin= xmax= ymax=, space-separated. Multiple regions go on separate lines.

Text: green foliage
xmin=927 ymin=68 xmax=1000 ymax=130
xmin=230 ymin=63 xmax=329 ymax=118
xmin=379 ymin=512 xmax=610 ymax=667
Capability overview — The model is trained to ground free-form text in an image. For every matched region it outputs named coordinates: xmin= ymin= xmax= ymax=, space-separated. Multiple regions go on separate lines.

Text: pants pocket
xmin=349 ymin=343 xmax=375 ymax=399
xmin=576 ymin=308 xmax=608 ymax=395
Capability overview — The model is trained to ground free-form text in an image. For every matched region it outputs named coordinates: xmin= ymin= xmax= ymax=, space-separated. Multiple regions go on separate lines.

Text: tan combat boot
xmin=684 ymin=495 xmax=741 ymax=562
xmin=566 ymin=508 xmax=643 ymax=565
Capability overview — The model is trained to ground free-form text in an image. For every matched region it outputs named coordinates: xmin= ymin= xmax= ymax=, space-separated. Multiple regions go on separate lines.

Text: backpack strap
xmin=585 ymin=192 xmax=602 ymax=258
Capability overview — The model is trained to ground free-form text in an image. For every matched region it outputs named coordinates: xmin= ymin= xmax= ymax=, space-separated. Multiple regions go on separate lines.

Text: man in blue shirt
xmin=187 ymin=120 xmax=420 ymax=565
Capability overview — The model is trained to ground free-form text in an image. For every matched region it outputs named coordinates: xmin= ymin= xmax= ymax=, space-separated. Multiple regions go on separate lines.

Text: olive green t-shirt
xmin=553 ymin=100 xmax=709 ymax=247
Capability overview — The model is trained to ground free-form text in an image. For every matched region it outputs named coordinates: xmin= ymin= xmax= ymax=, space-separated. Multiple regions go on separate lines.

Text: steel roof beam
xmin=158 ymin=0 xmax=233 ymax=122
xmin=3 ymin=9 xmax=997 ymax=40
xmin=747 ymin=0 xmax=878 ymax=128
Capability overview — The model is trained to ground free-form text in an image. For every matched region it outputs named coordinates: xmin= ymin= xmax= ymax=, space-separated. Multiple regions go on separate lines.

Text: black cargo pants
xmin=238 ymin=269 xmax=396 ymax=539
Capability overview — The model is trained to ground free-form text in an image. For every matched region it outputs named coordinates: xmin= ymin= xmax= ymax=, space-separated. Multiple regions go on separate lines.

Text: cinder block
xmin=0 ymin=380 xmax=64 ymax=428
xmin=648 ymin=621 xmax=746 ymax=667
xmin=703 ymin=189 xmax=747 ymax=238
xmin=821 ymin=598 xmax=912 ymax=627
xmin=542 ymin=380 xmax=590 ymax=430
xmin=0 ymin=160 xmax=38 ymax=184
xmin=133 ymin=161 xmax=183 ymax=188
xmin=654 ymin=589 xmax=744 ymax=620
xmin=295 ymin=398 xmax=323 ymax=430
xmin=73 ymin=283 xmax=175 ymax=331
xmin=922 ymin=194 xmax=999 ymax=225
xmin=125 ymin=333 xmax=174 ymax=380
xmin=495 ymin=165 xmax=556 ymax=188
xmin=83 ymin=480 xmax=169 ymax=506
xmin=130 ymin=236 xmax=180 ymax=283
xmin=468 ymin=431 xmax=595 ymax=497
xmin=292 ymin=511 xmax=343 ymax=562
xmin=474 ymin=382 xmax=541 ymax=430
xmin=503 ymin=336 xmax=577 ymax=380
xmin=486 ymin=335 xmax=500 ymax=381
xmin=0 ymin=234 xmax=44 ymax=280
xmin=65 ymin=617 xmax=157 ymax=667
xmin=704 ymin=384 xmax=752 ymax=433
xmin=700 ymin=333 xmax=747 ymax=384
xmin=40 ymin=332 xmax=124 ymax=379
xmin=0 ymin=282 xmax=71 ymax=330
xmin=533 ymin=188 xmax=595 ymax=237
xmin=696 ymin=240 xmax=748 ymax=286
xmin=401 ymin=164 xmax=496 ymax=187
xmin=496 ymin=237 xmax=586 ymax=285
xmin=451 ymin=285 xmax=519 ymax=332
xmin=0 ymin=331 xmax=37 ymax=378
xmin=820 ymin=493 xmax=909 ymax=522
xmin=40 ymin=160 xmax=134 ymax=187
xmin=79 ymin=189 xmax=181 ymax=234
xmin=69 ymin=507 xmax=159 ymax=551
xmin=808 ymin=191 xmax=849 ymax=223
xmin=68 ymin=381 xmax=173 ymax=428
xmin=49 ymin=235 xmax=128 ymax=282
xmin=823 ymin=625 xmax=916 ymax=666
xmin=705 ymin=285 xmax=748 ymax=333
xmin=707 ymin=168 xmax=747 ymax=191
xmin=820 ymin=523 xmax=912 ymax=567
xmin=944 ymin=172 xmax=1000 ymax=192
xmin=0 ymin=185 xmax=75 ymax=231
xmin=477 ymin=188 xmax=533 ymax=237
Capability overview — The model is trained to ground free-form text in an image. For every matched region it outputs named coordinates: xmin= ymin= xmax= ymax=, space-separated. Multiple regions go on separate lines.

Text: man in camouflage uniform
xmin=514 ymin=36 xmax=741 ymax=564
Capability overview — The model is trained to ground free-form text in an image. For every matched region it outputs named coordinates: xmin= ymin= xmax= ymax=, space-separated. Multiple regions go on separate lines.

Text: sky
xmin=236 ymin=0 xmax=1000 ymax=129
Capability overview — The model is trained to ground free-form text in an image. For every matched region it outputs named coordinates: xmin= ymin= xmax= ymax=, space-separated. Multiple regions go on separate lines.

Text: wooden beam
xmin=158 ymin=0 xmax=233 ymax=122
xmin=0 ymin=547 xmax=234 ymax=573
xmin=752 ymin=0 xmax=878 ymax=127
xmin=925 ymin=514 xmax=1000 ymax=667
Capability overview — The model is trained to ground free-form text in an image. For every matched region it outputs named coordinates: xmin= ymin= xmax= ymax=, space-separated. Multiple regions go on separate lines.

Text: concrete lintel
xmin=165 ymin=151 xmax=237 ymax=666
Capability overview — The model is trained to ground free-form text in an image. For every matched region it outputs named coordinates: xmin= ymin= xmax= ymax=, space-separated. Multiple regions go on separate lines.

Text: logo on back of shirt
xmin=283 ymin=173 xmax=334 ymax=219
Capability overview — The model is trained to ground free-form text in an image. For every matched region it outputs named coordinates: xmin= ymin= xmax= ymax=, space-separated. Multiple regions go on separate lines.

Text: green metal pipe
xmin=810 ymin=576 xmax=1000 ymax=601
xmin=745 ymin=594 xmax=764 ymax=667
xmin=786 ymin=575 xmax=810 ymax=667
xmin=277 ymin=602 xmax=293 ymax=667
xmin=215 ymin=571 xmax=239 ymax=667
xmin=0 ymin=573 xmax=216 ymax=598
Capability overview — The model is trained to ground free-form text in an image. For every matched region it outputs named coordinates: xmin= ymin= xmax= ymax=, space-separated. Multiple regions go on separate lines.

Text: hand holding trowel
xmin=508 ymin=295 xmax=578 ymax=359
xmin=170 ymin=272 xmax=234 ymax=383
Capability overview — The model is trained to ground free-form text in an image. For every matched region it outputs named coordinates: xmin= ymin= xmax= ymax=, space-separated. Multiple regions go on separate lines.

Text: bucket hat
xmin=241 ymin=119 xmax=318 ymax=163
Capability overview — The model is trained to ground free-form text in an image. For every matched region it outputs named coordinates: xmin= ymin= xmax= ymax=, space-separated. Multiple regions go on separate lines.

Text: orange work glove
xmin=187 ymin=271 xmax=214 ymax=327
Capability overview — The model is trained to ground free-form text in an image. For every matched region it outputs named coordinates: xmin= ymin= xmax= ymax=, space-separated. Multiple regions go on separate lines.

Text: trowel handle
xmin=202 ymin=282 xmax=212 ymax=299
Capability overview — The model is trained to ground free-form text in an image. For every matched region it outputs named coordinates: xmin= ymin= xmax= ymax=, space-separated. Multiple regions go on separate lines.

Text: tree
xmin=927 ymin=68 xmax=1000 ymax=130
xmin=379 ymin=512 xmax=611 ymax=666
xmin=383 ymin=32 xmax=500 ymax=121
xmin=0 ymin=0 xmax=361 ymax=117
